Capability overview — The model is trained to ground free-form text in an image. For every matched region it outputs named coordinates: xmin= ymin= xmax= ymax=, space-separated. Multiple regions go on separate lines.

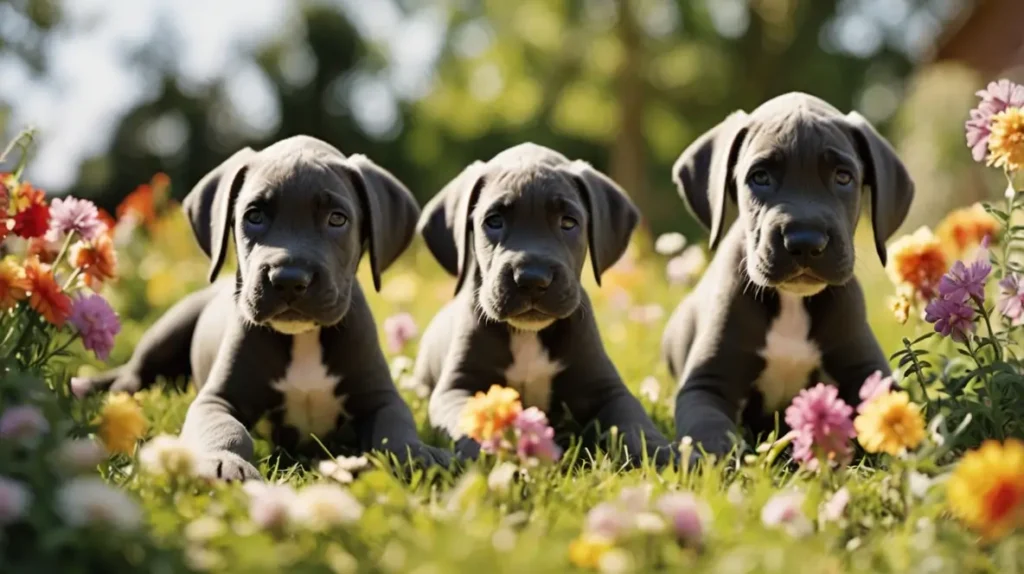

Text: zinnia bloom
xmin=0 ymin=258 xmax=30 ymax=310
xmin=55 ymin=476 xmax=142 ymax=531
xmin=512 ymin=407 xmax=561 ymax=463
xmin=46 ymin=196 xmax=105 ymax=242
xmin=924 ymin=296 xmax=976 ymax=342
xmin=987 ymin=107 xmax=1024 ymax=172
xmin=24 ymin=258 xmax=72 ymax=327
xmin=96 ymin=393 xmax=148 ymax=455
xmin=936 ymin=203 xmax=999 ymax=257
xmin=937 ymin=257 xmax=991 ymax=304
xmin=458 ymin=385 xmax=523 ymax=443
xmin=70 ymin=234 xmax=118 ymax=288
xmin=784 ymin=383 xmax=856 ymax=469
xmin=568 ymin=533 xmax=615 ymax=569
xmin=854 ymin=391 xmax=925 ymax=456
xmin=68 ymin=294 xmax=121 ymax=360
xmin=998 ymin=273 xmax=1024 ymax=325
xmin=886 ymin=226 xmax=948 ymax=299
xmin=966 ymin=79 xmax=1024 ymax=162
xmin=383 ymin=312 xmax=418 ymax=354
xmin=947 ymin=439 xmax=1024 ymax=540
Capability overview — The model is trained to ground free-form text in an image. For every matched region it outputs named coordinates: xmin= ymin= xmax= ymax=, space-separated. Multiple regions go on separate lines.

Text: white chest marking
xmin=270 ymin=329 xmax=344 ymax=441
xmin=503 ymin=330 xmax=564 ymax=411
xmin=755 ymin=292 xmax=821 ymax=412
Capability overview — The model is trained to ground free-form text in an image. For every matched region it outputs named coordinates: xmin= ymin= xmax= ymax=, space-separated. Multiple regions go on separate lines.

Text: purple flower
xmin=937 ymin=258 xmax=991 ymax=303
xmin=858 ymin=370 xmax=893 ymax=412
xmin=998 ymin=273 xmax=1024 ymax=325
xmin=0 ymin=405 xmax=50 ymax=446
xmin=512 ymin=407 xmax=561 ymax=463
xmin=966 ymin=79 xmax=1024 ymax=162
xmin=383 ymin=312 xmax=418 ymax=354
xmin=655 ymin=492 xmax=710 ymax=547
xmin=46 ymin=196 xmax=105 ymax=243
xmin=69 ymin=294 xmax=121 ymax=360
xmin=924 ymin=296 xmax=976 ymax=342
xmin=784 ymin=384 xmax=856 ymax=470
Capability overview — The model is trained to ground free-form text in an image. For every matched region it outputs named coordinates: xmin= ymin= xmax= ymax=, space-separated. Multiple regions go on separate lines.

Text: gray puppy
xmin=414 ymin=143 xmax=676 ymax=466
xmin=75 ymin=135 xmax=450 ymax=479
xmin=662 ymin=93 xmax=914 ymax=456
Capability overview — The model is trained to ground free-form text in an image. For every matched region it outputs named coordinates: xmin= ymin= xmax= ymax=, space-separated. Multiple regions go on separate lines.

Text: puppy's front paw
xmin=196 ymin=451 xmax=262 ymax=482
xmin=69 ymin=369 xmax=142 ymax=398
xmin=416 ymin=444 xmax=454 ymax=468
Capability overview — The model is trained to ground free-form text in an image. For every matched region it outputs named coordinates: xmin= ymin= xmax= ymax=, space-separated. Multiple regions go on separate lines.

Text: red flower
xmin=13 ymin=202 xmax=50 ymax=239
xmin=0 ymin=179 xmax=9 ymax=243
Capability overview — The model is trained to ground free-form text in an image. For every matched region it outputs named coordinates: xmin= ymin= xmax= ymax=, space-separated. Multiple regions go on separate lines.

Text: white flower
xmin=598 ymin=548 xmax=634 ymax=574
xmin=244 ymin=481 xmax=297 ymax=531
xmin=52 ymin=438 xmax=107 ymax=472
xmin=633 ymin=511 xmax=667 ymax=534
xmin=761 ymin=491 xmax=812 ymax=538
xmin=638 ymin=377 xmax=661 ymax=402
xmin=290 ymin=484 xmax=363 ymax=530
xmin=819 ymin=487 xmax=850 ymax=524
xmin=56 ymin=476 xmax=142 ymax=531
xmin=318 ymin=456 xmax=370 ymax=484
xmin=908 ymin=471 xmax=933 ymax=499
xmin=487 ymin=462 xmax=518 ymax=494
xmin=185 ymin=516 xmax=225 ymax=542
xmin=0 ymin=476 xmax=32 ymax=525
xmin=389 ymin=356 xmax=415 ymax=381
xmin=617 ymin=484 xmax=653 ymax=512
xmin=654 ymin=232 xmax=687 ymax=256
xmin=726 ymin=482 xmax=745 ymax=506
xmin=138 ymin=434 xmax=200 ymax=477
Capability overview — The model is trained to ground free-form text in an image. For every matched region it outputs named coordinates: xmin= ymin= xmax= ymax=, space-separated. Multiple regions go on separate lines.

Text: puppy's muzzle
xmin=267 ymin=265 xmax=317 ymax=303
xmin=782 ymin=227 xmax=829 ymax=263
xmin=513 ymin=263 xmax=555 ymax=298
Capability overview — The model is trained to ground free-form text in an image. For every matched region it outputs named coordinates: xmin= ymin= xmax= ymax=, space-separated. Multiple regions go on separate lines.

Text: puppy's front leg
xmin=350 ymin=389 xmax=453 ymax=467
xmin=428 ymin=385 xmax=485 ymax=461
xmin=822 ymin=324 xmax=891 ymax=409
xmin=590 ymin=387 xmax=676 ymax=467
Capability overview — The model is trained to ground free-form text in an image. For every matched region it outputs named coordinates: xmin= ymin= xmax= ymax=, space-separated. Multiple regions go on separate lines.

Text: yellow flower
xmin=935 ymin=203 xmax=999 ymax=258
xmin=988 ymin=107 xmax=1024 ymax=172
xmin=568 ymin=533 xmax=615 ymax=569
xmin=458 ymin=385 xmax=522 ymax=443
xmin=947 ymin=439 xmax=1024 ymax=541
xmin=0 ymin=258 xmax=30 ymax=310
xmin=854 ymin=391 xmax=925 ymax=456
xmin=886 ymin=226 xmax=948 ymax=299
xmin=96 ymin=393 xmax=148 ymax=455
xmin=888 ymin=283 xmax=915 ymax=325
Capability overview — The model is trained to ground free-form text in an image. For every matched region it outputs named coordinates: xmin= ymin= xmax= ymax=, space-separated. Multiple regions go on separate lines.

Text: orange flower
xmin=10 ymin=181 xmax=45 ymax=212
xmin=26 ymin=237 xmax=60 ymax=264
xmin=96 ymin=208 xmax=117 ymax=237
xmin=0 ymin=258 xmax=30 ymax=310
xmin=117 ymin=174 xmax=170 ymax=227
xmin=936 ymin=203 xmax=999 ymax=257
xmin=947 ymin=439 xmax=1024 ymax=541
xmin=886 ymin=226 xmax=948 ymax=299
xmin=71 ymin=234 xmax=119 ymax=288
xmin=24 ymin=257 xmax=72 ymax=327
xmin=458 ymin=385 xmax=523 ymax=443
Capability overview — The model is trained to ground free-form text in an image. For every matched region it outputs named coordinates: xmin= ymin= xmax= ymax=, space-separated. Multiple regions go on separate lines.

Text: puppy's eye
xmin=243 ymin=209 xmax=266 ymax=226
xmin=749 ymin=169 xmax=772 ymax=187
xmin=560 ymin=216 xmax=578 ymax=231
xmin=835 ymin=169 xmax=854 ymax=186
xmin=328 ymin=211 xmax=348 ymax=227
xmin=484 ymin=214 xmax=504 ymax=230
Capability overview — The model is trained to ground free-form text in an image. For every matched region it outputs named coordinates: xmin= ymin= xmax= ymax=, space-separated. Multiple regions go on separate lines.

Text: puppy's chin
xmin=505 ymin=315 xmax=557 ymax=332
xmin=776 ymin=281 xmax=827 ymax=297
xmin=268 ymin=320 xmax=320 ymax=335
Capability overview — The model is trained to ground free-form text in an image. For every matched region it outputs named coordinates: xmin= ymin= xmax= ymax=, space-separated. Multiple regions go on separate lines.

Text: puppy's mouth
xmin=266 ymin=308 xmax=320 ymax=335
xmin=505 ymin=308 xmax=557 ymax=332
xmin=776 ymin=270 xmax=828 ymax=297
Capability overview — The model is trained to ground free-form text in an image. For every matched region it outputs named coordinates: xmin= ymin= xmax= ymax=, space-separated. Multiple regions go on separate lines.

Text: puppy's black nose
xmin=514 ymin=265 xmax=554 ymax=295
xmin=268 ymin=266 xmax=314 ymax=300
xmin=783 ymin=229 xmax=829 ymax=259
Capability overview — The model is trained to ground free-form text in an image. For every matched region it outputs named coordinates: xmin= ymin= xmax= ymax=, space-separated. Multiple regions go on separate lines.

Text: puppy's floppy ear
xmin=340 ymin=155 xmax=421 ymax=293
xmin=564 ymin=161 xmax=640 ymax=285
xmin=416 ymin=161 xmax=486 ymax=294
xmin=844 ymin=111 xmax=915 ymax=266
xmin=183 ymin=148 xmax=255 ymax=283
xmin=672 ymin=111 xmax=749 ymax=250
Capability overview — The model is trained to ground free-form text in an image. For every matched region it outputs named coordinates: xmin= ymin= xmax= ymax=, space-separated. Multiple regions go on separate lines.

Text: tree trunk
xmin=609 ymin=0 xmax=650 ymax=230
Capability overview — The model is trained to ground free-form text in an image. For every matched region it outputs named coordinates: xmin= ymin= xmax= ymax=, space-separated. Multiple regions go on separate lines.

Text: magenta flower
xmin=0 ymin=405 xmax=50 ymax=445
xmin=383 ymin=312 xmax=418 ymax=354
xmin=46 ymin=196 xmax=105 ymax=243
xmin=937 ymin=258 xmax=991 ymax=303
xmin=584 ymin=502 xmax=631 ymax=539
xmin=655 ymin=492 xmax=709 ymax=547
xmin=69 ymin=294 xmax=121 ymax=360
xmin=924 ymin=296 xmax=976 ymax=342
xmin=965 ymin=79 xmax=1024 ymax=162
xmin=784 ymin=383 xmax=855 ymax=470
xmin=998 ymin=273 xmax=1024 ymax=325
xmin=512 ymin=407 xmax=561 ymax=463
xmin=858 ymin=370 xmax=893 ymax=412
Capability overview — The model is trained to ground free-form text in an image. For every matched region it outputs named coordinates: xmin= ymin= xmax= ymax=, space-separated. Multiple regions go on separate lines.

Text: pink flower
xmin=820 ymin=487 xmax=850 ymax=523
xmin=69 ymin=377 xmax=92 ymax=399
xmin=584 ymin=502 xmax=631 ymax=539
xmin=383 ymin=312 xmax=418 ymax=354
xmin=0 ymin=405 xmax=50 ymax=445
xmin=761 ymin=491 xmax=812 ymax=537
xmin=243 ymin=481 xmax=297 ymax=531
xmin=655 ymin=492 xmax=709 ymax=546
xmin=858 ymin=371 xmax=893 ymax=411
xmin=998 ymin=273 xmax=1024 ymax=325
xmin=784 ymin=383 xmax=855 ymax=470
xmin=512 ymin=407 xmax=561 ymax=463
xmin=46 ymin=196 xmax=105 ymax=243
xmin=965 ymin=79 xmax=1024 ymax=162
xmin=69 ymin=294 xmax=121 ymax=360
xmin=0 ymin=476 xmax=32 ymax=525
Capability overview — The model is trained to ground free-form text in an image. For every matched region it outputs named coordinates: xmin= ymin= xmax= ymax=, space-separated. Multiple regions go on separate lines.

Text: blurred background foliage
xmin=4 ymin=0 xmax=1021 ymax=242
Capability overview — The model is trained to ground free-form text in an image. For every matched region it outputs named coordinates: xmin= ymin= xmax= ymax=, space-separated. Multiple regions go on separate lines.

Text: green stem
xmin=32 ymin=333 xmax=80 ymax=369
xmin=973 ymin=295 xmax=1002 ymax=362
xmin=52 ymin=230 xmax=78 ymax=271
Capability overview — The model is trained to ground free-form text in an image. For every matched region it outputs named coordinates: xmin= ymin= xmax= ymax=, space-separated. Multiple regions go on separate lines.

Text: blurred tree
xmin=0 ymin=0 xmax=63 ymax=136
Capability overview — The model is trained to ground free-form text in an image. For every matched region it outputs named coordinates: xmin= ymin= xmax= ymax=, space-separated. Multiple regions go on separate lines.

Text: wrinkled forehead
xmin=476 ymin=167 xmax=583 ymax=214
xmin=238 ymin=157 xmax=357 ymax=207
xmin=741 ymin=108 xmax=861 ymax=172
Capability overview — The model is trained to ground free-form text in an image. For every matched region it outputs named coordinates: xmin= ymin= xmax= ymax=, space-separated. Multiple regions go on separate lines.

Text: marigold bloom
xmin=70 ymin=234 xmax=118 ymax=288
xmin=96 ymin=393 xmax=148 ymax=455
xmin=947 ymin=439 xmax=1024 ymax=540
xmin=886 ymin=226 xmax=948 ymax=299
xmin=24 ymin=257 xmax=72 ymax=327
xmin=936 ymin=204 xmax=999 ymax=257
xmin=0 ymin=258 xmax=30 ymax=310
xmin=568 ymin=533 xmax=614 ymax=569
xmin=458 ymin=385 xmax=523 ymax=443
xmin=988 ymin=107 xmax=1024 ymax=172
xmin=854 ymin=391 xmax=925 ymax=456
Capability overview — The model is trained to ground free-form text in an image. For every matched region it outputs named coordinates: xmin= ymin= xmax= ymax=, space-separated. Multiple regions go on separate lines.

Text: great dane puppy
xmin=414 ymin=143 xmax=675 ymax=466
xmin=663 ymin=93 xmax=914 ymax=457
xmin=75 ymin=135 xmax=450 ymax=479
